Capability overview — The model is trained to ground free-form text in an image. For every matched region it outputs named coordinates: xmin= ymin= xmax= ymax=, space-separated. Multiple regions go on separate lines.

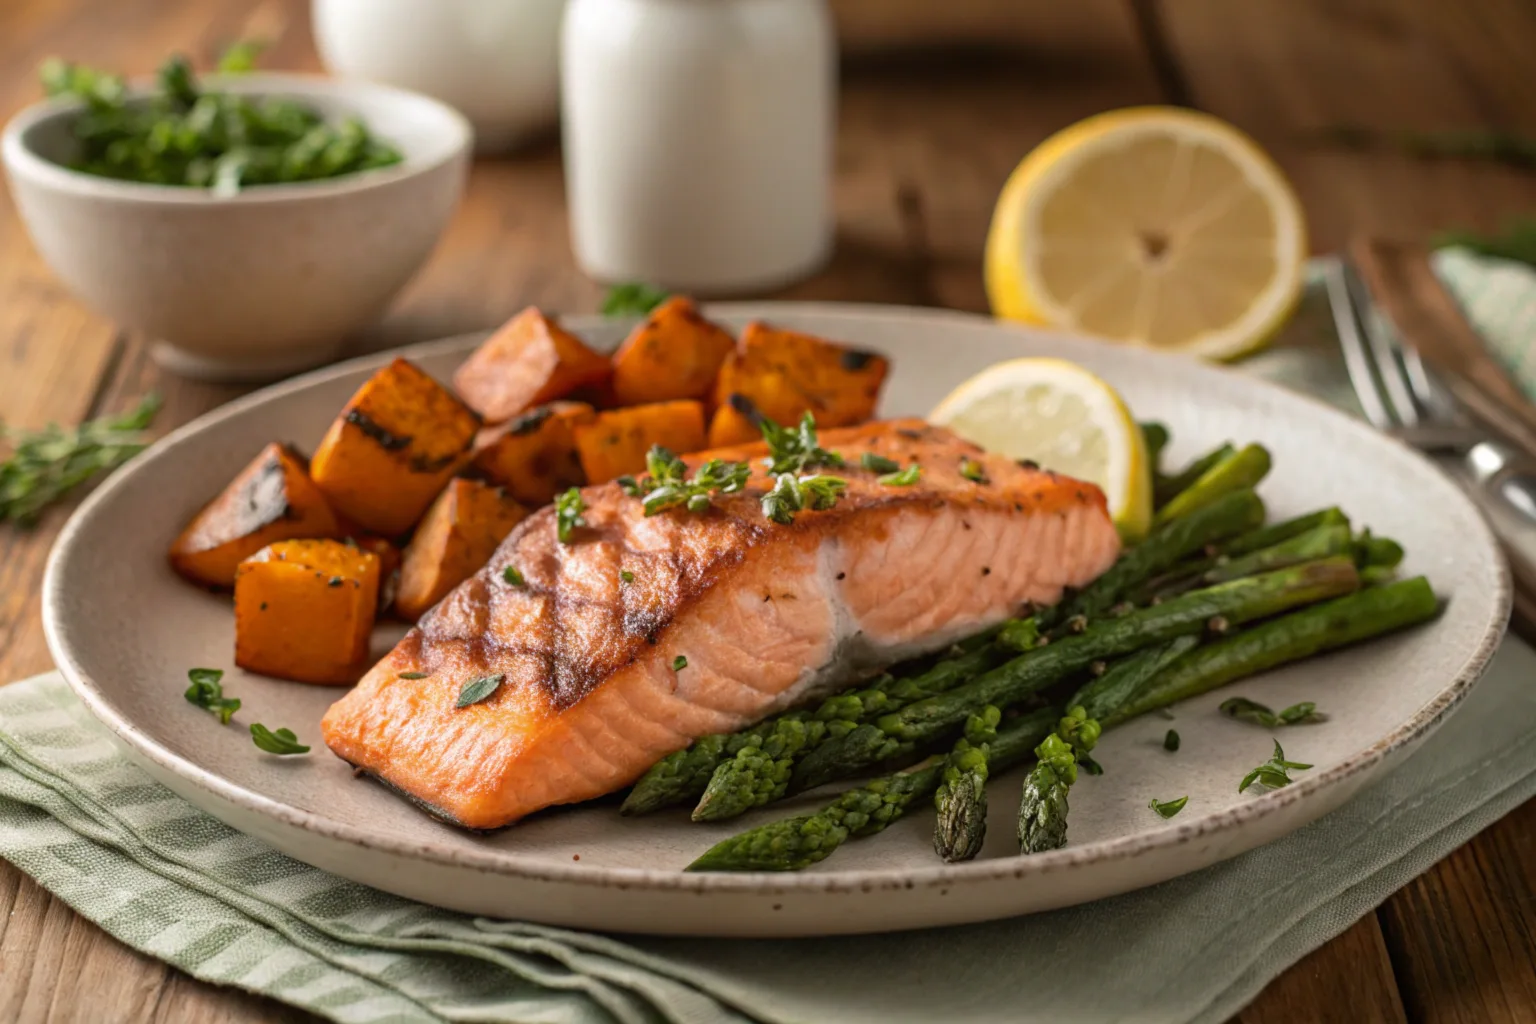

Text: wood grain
xmin=1235 ymin=916 xmax=1407 ymax=1024
xmin=0 ymin=0 xmax=1535 ymax=1021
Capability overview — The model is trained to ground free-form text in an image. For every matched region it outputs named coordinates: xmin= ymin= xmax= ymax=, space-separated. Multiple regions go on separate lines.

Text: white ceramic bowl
xmin=1 ymin=74 xmax=472 ymax=382
xmin=313 ymin=0 xmax=565 ymax=155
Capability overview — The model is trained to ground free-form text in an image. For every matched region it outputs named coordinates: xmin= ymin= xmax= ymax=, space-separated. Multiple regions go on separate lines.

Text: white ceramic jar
xmin=313 ymin=0 xmax=566 ymax=154
xmin=561 ymin=0 xmax=836 ymax=294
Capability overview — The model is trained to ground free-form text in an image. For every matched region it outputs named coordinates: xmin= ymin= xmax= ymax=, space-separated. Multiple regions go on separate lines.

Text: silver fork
xmin=1327 ymin=256 xmax=1536 ymax=633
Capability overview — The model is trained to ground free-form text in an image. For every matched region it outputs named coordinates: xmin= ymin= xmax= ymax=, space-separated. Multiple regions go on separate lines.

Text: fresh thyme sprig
xmin=761 ymin=473 xmax=848 ymax=525
xmin=555 ymin=488 xmax=588 ymax=543
xmin=1 ymin=393 xmax=161 ymax=527
xmin=619 ymin=446 xmax=752 ymax=516
xmin=1238 ymin=740 xmax=1313 ymax=793
xmin=759 ymin=412 xmax=845 ymax=475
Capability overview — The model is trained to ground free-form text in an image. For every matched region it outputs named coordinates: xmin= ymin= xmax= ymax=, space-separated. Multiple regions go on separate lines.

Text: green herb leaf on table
xmin=250 ymin=724 xmax=309 ymax=755
xmin=1238 ymin=740 xmax=1313 ymax=793
xmin=455 ymin=674 xmax=505 ymax=708
xmin=878 ymin=463 xmax=922 ymax=487
xmin=183 ymin=667 xmax=240 ymax=725
xmin=555 ymin=488 xmax=587 ymax=543
xmin=1164 ymin=729 xmax=1180 ymax=752
xmin=0 ymin=393 xmax=161 ymax=527
xmin=760 ymin=413 xmax=844 ymax=475
xmin=860 ymin=452 xmax=901 ymax=474
xmin=601 ymin=283 xmax=669 ymax=317
xmin=1149 ymin=795 xmax=1188 ymax=819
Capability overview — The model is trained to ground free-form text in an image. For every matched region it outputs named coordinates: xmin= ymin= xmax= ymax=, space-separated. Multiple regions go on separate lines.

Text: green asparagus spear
xmin=1130 ymin=509 xmax=1353 ymax=603
xmin=1201 ymin=524 xmax=1353 ymax=584
xmin=1068 ymin=636 xmax=1201 ymax=721
xmin=1106 ymin=577 xmax=1439 ymax=726
xmin=793 ymin=558 xmax=1360 ymax=793
xmin=1154 ymin=444 xmax=1272 ymax=527
xmin=621 ymin=734 xmax=740 ymax=815
xmin=1353 ymin=529 xmax=1405 ymax=570
xmin=626 ymin=636 xmax=1016 ymax=815
xmin=688 ymin=707 xmax=1058 ymax=872
xmin=1141 ymin=422 xmax=1171 ymax=470
xmin=1017 ymin=706 xmax=1102 ymax=854
xmin=1222 ymin=508 xmax=1349 ymax=557
xmin=932 ymin=705 xmax=1002 ymax=862
xmin=688 ymin=638 xmax=1022 ymax=822
xmin=1045 ymin=489 xmax=1266 ymax=628
xmin=1155 ymin=444 xmax=1236 ymax=508
xmin=692 ymin=575 xmax=1438 ymax=872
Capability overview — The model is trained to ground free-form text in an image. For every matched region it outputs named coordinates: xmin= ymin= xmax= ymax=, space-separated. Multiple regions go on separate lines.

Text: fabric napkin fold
xmin=2 ymin=248 xmax=1534 ymax=1024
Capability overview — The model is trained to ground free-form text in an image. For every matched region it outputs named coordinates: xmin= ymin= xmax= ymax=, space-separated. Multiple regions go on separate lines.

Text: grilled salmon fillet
xmin=321 ymin=420 xmax=1120 ymax=829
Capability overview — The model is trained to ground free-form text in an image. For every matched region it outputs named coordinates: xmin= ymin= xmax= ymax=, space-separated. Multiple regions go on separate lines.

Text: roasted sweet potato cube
xmin=349 ymin=535 xmax=402 ymax=614
xmin=610 ymin=297 xmax=735 ymax=406
xmin=453 ymin=307 xmax=612 ymax=422
xmin=168 ymin=442 xmax=343 ymax=588
xmin=573 ymin=401 xmax=707 ymax=483
xmin=470 ymin=401 xmax=595 ymax=506
xmin=708 ymin=322 xmax=889 ymax=445
xmin=234 ymin=540 xmax=380 ymax=685
xmin=309 ymin=358 xmax=481 ymax=537
xmin=395 ymin=479 xmax=530 ymax=620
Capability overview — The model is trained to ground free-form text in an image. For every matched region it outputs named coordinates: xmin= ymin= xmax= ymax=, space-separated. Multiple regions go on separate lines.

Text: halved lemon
xmin=930 ymin=358 xmax=1152 ymax=540
xmin=985 ymin=107 xmax=1306 ymax=361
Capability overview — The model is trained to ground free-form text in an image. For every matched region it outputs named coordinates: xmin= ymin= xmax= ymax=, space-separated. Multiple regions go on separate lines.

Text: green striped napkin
xmin=1 ymin=249 xmax=1532 ymax=1024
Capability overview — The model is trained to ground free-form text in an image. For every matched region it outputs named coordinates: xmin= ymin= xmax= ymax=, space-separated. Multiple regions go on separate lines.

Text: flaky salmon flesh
xmin=321 ymin=420 xmax=1121 ymax=829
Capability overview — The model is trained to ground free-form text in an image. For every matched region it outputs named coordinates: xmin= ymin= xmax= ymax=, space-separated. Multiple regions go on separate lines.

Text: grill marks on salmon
xmin=321 ymin=420 xmax=1121 ymax=829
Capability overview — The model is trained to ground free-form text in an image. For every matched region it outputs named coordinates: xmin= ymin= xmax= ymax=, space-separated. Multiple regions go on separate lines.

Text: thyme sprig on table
xmin=0 ymin=393 xmax=161 ymax=527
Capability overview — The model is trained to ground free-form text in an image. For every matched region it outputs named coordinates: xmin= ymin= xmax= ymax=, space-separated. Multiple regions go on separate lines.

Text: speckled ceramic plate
xmin=43 ymin=304 xmax=1509 ymax=937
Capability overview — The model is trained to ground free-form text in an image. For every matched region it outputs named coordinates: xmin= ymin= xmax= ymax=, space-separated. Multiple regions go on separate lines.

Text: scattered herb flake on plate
xmin=250 ymin=724 xmax=309 ymax=755
xmin=1149 ymin=795 xmax=1188 ymax=818
xmin=183 ymin=667 xmax=239 ymax=724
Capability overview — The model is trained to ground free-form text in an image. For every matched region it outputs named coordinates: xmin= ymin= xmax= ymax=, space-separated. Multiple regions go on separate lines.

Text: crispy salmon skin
xmin=321 ymin=420 xmax=1120 ymax=829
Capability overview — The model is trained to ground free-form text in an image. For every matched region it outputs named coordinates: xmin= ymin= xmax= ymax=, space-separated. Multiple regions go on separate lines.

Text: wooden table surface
xmin=3 ymin=1 xmax=1536 ymax=1021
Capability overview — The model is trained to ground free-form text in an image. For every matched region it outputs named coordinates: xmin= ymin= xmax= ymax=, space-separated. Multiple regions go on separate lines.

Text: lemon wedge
xmin=985 ymin=106 xmax=1306 ymax=361
xmin=930 ymin=358 xmax=1152 ymax=540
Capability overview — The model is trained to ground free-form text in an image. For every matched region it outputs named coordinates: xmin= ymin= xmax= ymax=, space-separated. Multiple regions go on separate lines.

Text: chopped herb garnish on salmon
xmin=860 ymin=452 xmax=901 ymax=474
xmin=456 ymin=674 xmax=506 ymax=708
xmin=879 ymin=463 xmax=921 ymax=486
xmin=555 ymin=488 xmax=587 ymax=543
xmin=760 ymin=412 xmax=844 ymax=474
xmin=503 ymin=565 xmax=525 ymax=586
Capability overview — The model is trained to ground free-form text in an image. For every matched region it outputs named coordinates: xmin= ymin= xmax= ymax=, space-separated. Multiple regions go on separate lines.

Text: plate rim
xmin=42 ymin=301 xmax=1512 ymax=897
